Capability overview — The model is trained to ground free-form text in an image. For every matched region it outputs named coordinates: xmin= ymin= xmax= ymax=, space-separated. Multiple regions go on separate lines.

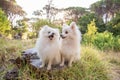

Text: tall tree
xmin=0 ymin=0 xmax=26 ymax=26
xmin=78 ymin=12 xmax=105 ymax=34
xmin=64 ymin=7 xmax=87 ymax=22
xmin=43 ymin=0 xmax=53 ymax=21
xmin=32 ymin=10 xmax=43 ymax=17
xmin=90 ymin=0 xmax=120 ymax=23
xmin=43 ymin=0 xmax=59 ymax=22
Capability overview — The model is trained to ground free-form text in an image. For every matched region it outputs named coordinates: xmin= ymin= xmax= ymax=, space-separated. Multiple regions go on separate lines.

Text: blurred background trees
xmin=90 ymin=0 xmax=120 ymax=23
xmin=0 ymin=0 xmax=120 ymax=51
xmin=0 ymin=0 xmax=26 ymax=38
xmin=64 ymin=7 xmax=87 ymax=22
xmin=0 ymin=0 xmax=26 ymax=26
xmin=0 ymin=8 xmax=11 ymax=36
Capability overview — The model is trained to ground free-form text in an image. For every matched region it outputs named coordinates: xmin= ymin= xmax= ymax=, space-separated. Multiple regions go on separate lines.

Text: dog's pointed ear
xmin=70 ymin=22 xmax=76 ymax=30
xmin=62 ymin=23 xmax=68 ymax=27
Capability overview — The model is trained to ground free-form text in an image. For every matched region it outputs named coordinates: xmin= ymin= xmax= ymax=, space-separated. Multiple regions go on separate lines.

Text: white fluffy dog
xmin=60 ymin=22 xmax=82 ymax=67
xmin=35 ymin=25 xmax=61 ymax=70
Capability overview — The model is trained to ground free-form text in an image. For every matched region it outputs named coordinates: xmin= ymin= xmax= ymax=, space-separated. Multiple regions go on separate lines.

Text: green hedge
xmin=82 ymin=31 xmax=120 ymax=51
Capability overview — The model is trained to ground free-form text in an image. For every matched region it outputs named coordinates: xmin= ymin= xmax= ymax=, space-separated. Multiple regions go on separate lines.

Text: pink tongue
xmin=50 ymin=37 xmax=53 ymax=40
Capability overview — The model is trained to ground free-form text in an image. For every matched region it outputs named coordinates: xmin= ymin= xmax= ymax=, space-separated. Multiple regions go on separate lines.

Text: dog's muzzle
xmin=48 ymin=33 xmax=54 ymax=40
xmin=60 ymin=34 xmax=66 ymax=39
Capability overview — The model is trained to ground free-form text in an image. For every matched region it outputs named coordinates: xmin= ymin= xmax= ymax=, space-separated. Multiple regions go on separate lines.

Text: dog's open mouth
xmin=48 ymin=35 xmax=54 ymax=40
xmin=60 ymin=35 xmax=66 ymax=39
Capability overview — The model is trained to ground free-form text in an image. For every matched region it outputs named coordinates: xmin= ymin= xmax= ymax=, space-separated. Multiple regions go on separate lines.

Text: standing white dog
xmin=60 ymin=22 xmax=82 ymax=67
xmin=35 ymin=25 xmax=61 ymax=70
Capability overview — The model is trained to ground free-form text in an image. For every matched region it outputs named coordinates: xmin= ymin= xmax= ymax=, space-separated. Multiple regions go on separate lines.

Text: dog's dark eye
xmin=48 ymin=31 xmax=50 ymax=34
xmin=65 ymin=31 xmax=68 ymax=34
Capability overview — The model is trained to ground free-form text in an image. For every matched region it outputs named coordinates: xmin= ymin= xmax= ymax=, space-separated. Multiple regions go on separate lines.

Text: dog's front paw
xmin=47 ymin=66 xmax=51 ymax=70
xmin=60 ymin=63 xmax=64 ymax=67
xmin=39 ymin=63 xmax=45 ymax=68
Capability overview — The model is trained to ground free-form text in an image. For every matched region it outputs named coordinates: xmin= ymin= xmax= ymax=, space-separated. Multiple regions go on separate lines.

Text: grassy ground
xmin=0 ymin=38 xmax=120 ymax=80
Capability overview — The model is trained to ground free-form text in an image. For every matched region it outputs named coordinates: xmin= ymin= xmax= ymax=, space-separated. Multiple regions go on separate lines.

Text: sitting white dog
xmin=60 ymin=22 xmax=82 ymax=67
xmin=35 ymin=25 xmax=61 ymax=70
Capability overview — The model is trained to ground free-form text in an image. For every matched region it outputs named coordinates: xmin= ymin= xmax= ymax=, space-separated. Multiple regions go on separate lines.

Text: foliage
xmin=86 ymin=19 xmax=97 ymax=35
xmin=0 ymin=8 xmax=11 ymax=36
xmin=32 ymin=10 xmax=43 ymax=16
xmin=83 ymin=28 xmax=120 ymax=51
xmin=82 ymin=19 xmax=120 ymax=51
xmin=64 ymin=7 xmax=87 ymax=22
xmin=9 ymin=18 xmax=30 ymax=39
xmin=43 ymin=0 xmax=59 ymax=22
xmin=28 ymin=32 xmax=37 ymax=39
xmin=83 ymin=32 xmax=120 ymax=51
xmin=0 ymin=0 xmax=26 ymax=26
xmin=83 ymin=19 xmax=97 ymax=45
xmin=78 ymin=13 xmax=105 ymax=34
xmin=32 ymin=19 xmax=61 ymax=36
xmin=94 ymin=32 xmax=114 ymax=50
xmin=106 ymin=13 xmax=120 ymax=36
xmin=90 ymin=0 xmax=120 ymax=22
xmin=16 ymin=19 xmax=28 ymax=33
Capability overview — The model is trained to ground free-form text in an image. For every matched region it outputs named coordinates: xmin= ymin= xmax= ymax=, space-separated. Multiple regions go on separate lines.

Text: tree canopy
xmin=90 ymin=0 xmax=120 ymax=22
xmin=0 ymin=0 xmax=26 ymax=26
xmin=64 ymin=7 xmax=87 ymax=22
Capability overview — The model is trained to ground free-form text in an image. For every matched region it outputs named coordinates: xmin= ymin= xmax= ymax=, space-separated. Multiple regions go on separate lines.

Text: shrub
xmin=82 ymin=19 xmax=97 ymax=45
xmin=93 ymin=31 xmax=114 ymax=50
xmin=82 ymin=19 xmax=120 ymax=51
xmin=31 ymin=19 xmax=61 ymax=37
xmin=83 ymin=31 xmax=120 ymax=51
xmin=106 ymin=13 xmax=120 ymax=36
xmin=78 ymin=13 xmax=105 ymax=34
xmin=32 ymin=19 xmax=60 ymax=31
xmin=0 ymin=8 xmax=11 ymax=36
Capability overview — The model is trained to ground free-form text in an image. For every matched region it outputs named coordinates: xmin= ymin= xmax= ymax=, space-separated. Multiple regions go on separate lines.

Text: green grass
xmin=0 ymin=38 xmax=120 ymax=80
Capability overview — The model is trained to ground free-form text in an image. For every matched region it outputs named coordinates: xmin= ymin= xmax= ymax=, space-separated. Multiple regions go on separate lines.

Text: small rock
xmin=3 ymin=67 xmax=19 ymax=80
xmin=22 ymin=48 xmax=39 ymax=59
xmin=30 ymin=59 xmax=42 ymax=68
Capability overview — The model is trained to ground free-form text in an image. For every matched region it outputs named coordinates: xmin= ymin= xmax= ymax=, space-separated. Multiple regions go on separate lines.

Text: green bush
xmin=78 ymin=13 xmax=105 ymax=34
xmin=106 ymin=13 xmax=120 ymax=36
xmin=32 ymin=19 xmax=61 ymax=31
xmin=0 ymin=8 xmax=11 ymax=36
xmin=112 ymin=36 xmax=120 ymax=51
xmin=82 ymin=19 xmax=120 ymax=51
xmin=32 ymin=19 xmax=61 ymax=37
xmin=82 ymin=19 xmax=97 ymax=45
xmin=28 ymin=32 xmax=37 ymax=39
xmin=93 ymin=31 xmax=114 ymax=50
xmin=83 ymin=31 xmax=120 ymax=51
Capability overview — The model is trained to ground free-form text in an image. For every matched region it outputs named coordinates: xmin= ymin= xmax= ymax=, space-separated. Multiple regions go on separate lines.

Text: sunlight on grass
xmin=0 ymin=38 xmax=119 ymax=80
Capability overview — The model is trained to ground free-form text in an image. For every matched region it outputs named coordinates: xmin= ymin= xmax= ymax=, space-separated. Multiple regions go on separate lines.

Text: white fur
xmin=60 ymin=22 xmax=82 ymax=67
xmin=35 ymin=25 xmax=61 ymax=70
